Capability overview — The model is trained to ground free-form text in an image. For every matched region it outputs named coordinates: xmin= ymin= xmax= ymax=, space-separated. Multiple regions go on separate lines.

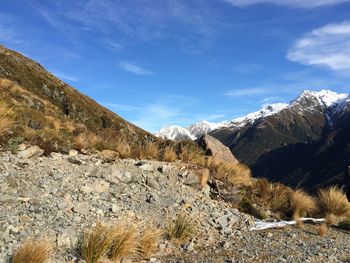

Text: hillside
xmin=210 ymin=90 xmax=350 ymax=192
xmin=157 ymin=90 xmax=350 ymax=192
xmin=0 ymin=45 xmax=154 ymax=153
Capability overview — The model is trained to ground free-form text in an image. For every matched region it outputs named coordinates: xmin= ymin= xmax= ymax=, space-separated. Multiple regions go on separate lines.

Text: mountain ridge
xmin=156 ymin=89 xmax=350 ymax=141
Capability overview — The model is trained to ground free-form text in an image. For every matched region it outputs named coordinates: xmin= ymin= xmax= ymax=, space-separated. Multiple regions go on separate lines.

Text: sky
xmin=1 ymin=0 xmax=350 ymax=132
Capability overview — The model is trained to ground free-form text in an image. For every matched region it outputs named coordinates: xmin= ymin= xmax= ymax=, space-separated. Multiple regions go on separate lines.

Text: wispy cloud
xmin=287 ymin=21 xmax=350 ymax=71
xmin=223 ymin=0 xmax=350 ymax=8
xmin=57 ymin=0 xmax=224 ymax=53
xmin=118 ymin=62 xmax=153 ymax=75
xmin=225 ymin=88 xmax=269 ymax=97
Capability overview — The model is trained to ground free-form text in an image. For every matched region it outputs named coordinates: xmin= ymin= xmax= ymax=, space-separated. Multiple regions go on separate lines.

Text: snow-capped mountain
xmin=155 ymin=89 xmax=350 ymax=141
xmin=155 ymin=125 xmax=196 ymax=141
xmin=187 ymin=120 xmax=227 ymax=138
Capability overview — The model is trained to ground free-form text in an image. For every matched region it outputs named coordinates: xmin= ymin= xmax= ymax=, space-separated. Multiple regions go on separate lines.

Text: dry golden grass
xmin=140 ymin=142 xmax=159 ymax=160
xmin=12 ymin=237 xmax=53 ymax=263
xmin=162 ymin=146 xmax=177 ymax=162
xmin=115 ymin=137 xmax=131 ymax=158
xmin=82 ymin=223 xmax=115 ymax=263
xmin=167 ymin=214 xmax=196 ymax=242
xmin=317 ymin=186 xmax=350 ymax=218
xmin=0 ymin=101 xmax=14 ymax=135
xmin=82 ymin=222 xmax=138 ymax=263
xmin=253 ymin=179 xmax=291 ymax=217
xmin=109 ymin=223 xmax=138 ymax=261
xmin=318 ymin=223 xmax=328 ymax=236
xmin=179 ymin=147 xmax=202 ymax=163
xmin=289 ymin=189 xmax=317 ymax=220
xmin=138 ymin=224 xmax=163 ymax=258
xmin=216 ymin=162 xmax=252 ymax=186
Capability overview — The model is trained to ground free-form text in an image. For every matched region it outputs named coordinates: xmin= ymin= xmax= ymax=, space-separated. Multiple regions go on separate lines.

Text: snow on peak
xmin=228 ymin=103 xmax=289 ymax=127
xmin=155 ymin=125 xmax=196 ymax=141
xmin=296 ymin=89 xmax=348 ymax=107
xmin=187 ymin=120 xmax=226 ymax=138
xmin=155 ymin=89 xmax=350 ymax=141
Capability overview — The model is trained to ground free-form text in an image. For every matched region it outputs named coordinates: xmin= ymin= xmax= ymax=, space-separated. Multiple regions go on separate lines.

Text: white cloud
xmin=118 ymin=62 xmax=153 ymax=75
xmin=225 ymin=88 xmax=269 ymax=97
xmin=287 ymin=21 xmax=350 ymax=71
xmin=223 ymin=0 xmax=349 ymax=8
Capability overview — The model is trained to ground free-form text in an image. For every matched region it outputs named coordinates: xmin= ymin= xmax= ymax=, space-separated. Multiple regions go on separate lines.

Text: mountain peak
xmin=296 ymin=89 xmax=348 ymax=107
xmin=155 ymin=89 xmax=350 ymax=141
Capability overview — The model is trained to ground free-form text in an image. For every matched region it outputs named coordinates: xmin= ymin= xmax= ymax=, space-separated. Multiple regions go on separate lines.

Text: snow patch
xmin=250 ymin=218 xmax=326 ymax=231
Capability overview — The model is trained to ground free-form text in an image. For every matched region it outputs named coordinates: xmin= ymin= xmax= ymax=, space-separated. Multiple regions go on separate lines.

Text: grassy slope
xmin=0 ymin=45 xmax=154 ymax=152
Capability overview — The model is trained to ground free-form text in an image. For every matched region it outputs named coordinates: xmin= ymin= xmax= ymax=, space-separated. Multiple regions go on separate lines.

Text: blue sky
xmin=1 ymin=0 xmax=350 ymax=132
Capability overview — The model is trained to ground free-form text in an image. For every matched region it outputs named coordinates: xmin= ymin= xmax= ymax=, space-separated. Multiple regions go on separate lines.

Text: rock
xmin=146 ymin=175 xmax=159 ymax=189
xmin=197 ymin=134 xmax=237 ymax=163
xmin=92 ymin=180 xmax=109 ymax=193
xmin=104 ymin=167 xmax=132 ymax=184
xmin=18 ymin=143 xmax=26 ymax=151
xmin=56 ymin=227 xmax=79 ymax=249
xmin=73 ymin=202 xmax=89 ymax=215
xmin=99 ymin=150 xmax=119 ymax=162
xmin=141 ymin=163 xmax=156 ymax=172
xmin=80 ymin=185 xmax=93 ymax=194
xmin=111 ymin=204 xmax=119 ymax=213
xmin=68 ymin=149 xmax=78 ymax=157
xmin=17 ymin=146 xmax=44 ymax=159
xmin=50 ymin=152 xmax=62 ymax=159
xmin=67 ymin=157 xmax=82 ymax=165
xmin=184 ymin=241 xmax=195 ymax=252
xmin=183 ymin=168 xmax=209 ymax=190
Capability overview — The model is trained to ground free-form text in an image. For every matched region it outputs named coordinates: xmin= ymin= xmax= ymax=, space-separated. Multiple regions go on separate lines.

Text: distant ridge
xmin=156 ymin=89 xmax=350 ymax=193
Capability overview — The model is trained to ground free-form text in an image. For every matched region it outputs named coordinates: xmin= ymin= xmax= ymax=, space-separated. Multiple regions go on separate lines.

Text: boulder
xmin=104 ymin=167 xmax=132 ymax=184
xmin=197 ymin=134 xmax=237 ymax=163
xmin=183 ymin=168 xmax=209 ymax=190
xmin=17 ymin=146 xmax=44 ymax=159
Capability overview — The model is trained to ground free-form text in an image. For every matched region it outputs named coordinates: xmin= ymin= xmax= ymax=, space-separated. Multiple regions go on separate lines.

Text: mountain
xmin=210 ymin=89 xmax=350 ymax=192
xmin=155 ymin=125 xmax=196 ymax=141
xmin=156 ymin=89 xmax=350 ymax=192
xmin=0 ymin=45 xmax=154 ymax=152
xmin=156 ymin=120 xmax=226 ymax=141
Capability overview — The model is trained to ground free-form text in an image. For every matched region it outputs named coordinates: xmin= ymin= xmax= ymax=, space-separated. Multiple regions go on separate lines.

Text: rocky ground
xmin=1 ymin=147 xmax=350 ymax=263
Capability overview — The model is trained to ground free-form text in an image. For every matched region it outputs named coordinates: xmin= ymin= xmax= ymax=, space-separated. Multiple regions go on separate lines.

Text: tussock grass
xmin=82 ymin=222 xmax=138 ymax=263
xmin=216 ymin=162 xmax=252 ymax=186
xmin=289 ymin=189 xmax=317 ymax=220
xmin=109 ymin=223 xmax=138 ymax=261
xmin=162 ymin=146 xmax=177 ymax=162
xmin=12 ymin=237 xmax=53 ymax=263
xmin=115 ymin=137 xmax=131 ymax=158
xmin=138 ymin=224 xmax=163 ymax=258
xmin=167 ymin=214 xmax=196 ymax=242
xmin=253 ymin=179 xmax=291 ymax=216
xmin=317 ymin=186 xmax=350 ymax=219
xmin=0 ymin=101 xmax=14 ymax=135
xmin=82 ymin=223 xmax=115 ymax=263
xmin=74 ymin=132 xmax=98 ymax=150
xmin=318 ymin=223 xmax=328 ymax=236
xmin=140 ymin=142 xmax=160 ymax=160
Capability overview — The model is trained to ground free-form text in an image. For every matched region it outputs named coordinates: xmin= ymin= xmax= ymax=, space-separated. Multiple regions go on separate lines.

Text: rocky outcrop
xmin=197 ymin=134 xmax=237 ymax=163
